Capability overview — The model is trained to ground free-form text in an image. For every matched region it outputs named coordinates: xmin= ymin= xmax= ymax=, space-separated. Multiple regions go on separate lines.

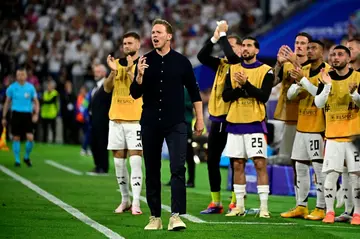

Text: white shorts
xmin=224 ymin=133 xmax=267 ymax=159
xmin=107 ymin=121 xmax=142 ymax=150
xmin=279 ymin=124 xmax=297 ymax=158
xmin=322 ymin=140 xmax=360 ymax=173
xmin=291 ymin=132 xmax=324 ymax=161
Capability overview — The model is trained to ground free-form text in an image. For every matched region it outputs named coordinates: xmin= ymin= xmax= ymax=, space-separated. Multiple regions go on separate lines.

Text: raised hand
xmin=136 ymin=56 xmax=149 ymax=85
xmin=277 ymin=46 xmax=287 ymax=65
xmin=281 ymin=45 xmax=297 ymax=64
xmin=320 ymin=68 xmax=331 ymax=85
xmin=217 ymin=20 xmax=228 ymax=33
xmin=106 ymin=55 xmax=117 ymax=71
xmin=349 ymin=82 xmax=358 ymax=94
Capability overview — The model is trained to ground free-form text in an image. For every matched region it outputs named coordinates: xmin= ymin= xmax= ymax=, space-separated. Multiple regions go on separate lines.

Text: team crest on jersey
xmin=24 ymin=92 xmax=30 ymax=98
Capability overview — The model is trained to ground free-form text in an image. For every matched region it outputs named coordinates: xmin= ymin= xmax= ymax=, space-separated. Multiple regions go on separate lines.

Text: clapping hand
xmin=234 ymin=71 xmax=248 ymax=86
xmin=126 ymin=55 xmax=134 ymax=72
xmin=106 ymin=55 xmax=117 ymax=71
xmin=136 ymin=56 xmax=149 ymax=84
xmin=279 ymin=45 xmax=299 ymax=67
xmin=320 ymin=68 xmax=331 ymax=85
xmin=289 ymin=67 xmax=303 ymax=83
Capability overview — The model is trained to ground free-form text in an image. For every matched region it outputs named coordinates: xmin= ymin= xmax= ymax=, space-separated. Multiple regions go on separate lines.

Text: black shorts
xmin=11 ymin=111 xmax=34 ymax=136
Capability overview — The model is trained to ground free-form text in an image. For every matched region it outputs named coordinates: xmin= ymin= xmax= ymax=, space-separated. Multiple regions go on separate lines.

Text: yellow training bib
xmin=325 ymin=70 xmax=360 ymax=140
xmin=296 ymin=63 xmax=330 ymax=133
xmin=108 ymin=59 xmax=143 ymax=121
xmin=226 ymin=64 xmax=271 ymax=123
xmin=274 ymin=62 xmax=309 ymax=122
xmin=208 ymin=59 xmax=231 ymax=117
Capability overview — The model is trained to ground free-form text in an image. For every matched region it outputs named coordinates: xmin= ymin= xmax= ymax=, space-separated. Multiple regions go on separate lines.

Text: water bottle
xmin=245 ymin=208 xmax=260 ymax=215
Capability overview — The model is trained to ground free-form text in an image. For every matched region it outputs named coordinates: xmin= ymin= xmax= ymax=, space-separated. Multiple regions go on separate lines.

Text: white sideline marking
xmin=136 ymin=194 xmax=298 ymax=226
xmin=205 ymin=221 xmax=296 ymax=225
xmin=0 ymin=165 xmax=124 ymax=239
xmin=138 ymin=194 xmax=206 ymax=223
xmin=45 ymin=160 xmax=83 ymax=175
xmin=128 ymin=191 xmax=206 ymax=223
xmin=124 ymin=192 xmax=359 ymax=229
xmin=304 ymin=224 xmax=360 ymax=229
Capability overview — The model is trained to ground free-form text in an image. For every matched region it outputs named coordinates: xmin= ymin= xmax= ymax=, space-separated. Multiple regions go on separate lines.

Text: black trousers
xmin=62 ymin=118 xmax=79 ymax=144
xmin=42 ymin=118 xmax=56 ymax=143
xmin=142 ymin=122 xmax=187 ymax=217
xmin=186 ymin=134 xmax=195 ymax=183
xmin=90 ymin=124 xmax=109 ymax=173
xmin=207 ymin=121 xmax=229 ymax=192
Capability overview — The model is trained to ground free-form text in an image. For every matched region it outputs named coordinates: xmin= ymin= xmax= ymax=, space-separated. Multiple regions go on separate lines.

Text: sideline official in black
xmin=130 ymin=19 xmax=204 ymax=231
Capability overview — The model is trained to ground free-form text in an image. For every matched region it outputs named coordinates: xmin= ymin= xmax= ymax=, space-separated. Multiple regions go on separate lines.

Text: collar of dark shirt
xmin=150 ymin=48 xmax=175 ymax=58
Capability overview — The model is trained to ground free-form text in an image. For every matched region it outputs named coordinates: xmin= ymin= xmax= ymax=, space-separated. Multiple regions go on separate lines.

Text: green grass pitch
xmin=0 ymin=144 xmax=359 ymax=238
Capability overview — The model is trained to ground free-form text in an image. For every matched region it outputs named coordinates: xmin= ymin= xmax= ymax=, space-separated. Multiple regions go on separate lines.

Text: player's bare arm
xmin=1 ymin=97 xmax=11 ymax=126
xmin=273 ymin=46 xmax=288 ymax=86
xmin=32 ymin=97 xmax=40 ymax=123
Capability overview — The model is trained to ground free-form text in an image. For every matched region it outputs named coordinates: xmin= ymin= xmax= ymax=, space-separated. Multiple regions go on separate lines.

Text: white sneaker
xmin=131 ymin=205 xmax=143 ymax=215
xmin=335 ymin=212 xmax=352 ymax=222
xmin=257 ymin=207 xmax=271 ymax=218
xmin=144 ymin=216 xmax=163 ymax=230
xmin=80 ymin=149 xmax=86 ymax=156
xmin=225 ymin=207 xmax=246 ymax=217
xmin=168 ymin=213 xmax=186 ymax=231
xmin=114 ymin=202 xmax=131 ymax=213
xmin=193 ymin=155 xmax=200 ymax=164
xmin=86 ymin=149 xmax=92 ymax=156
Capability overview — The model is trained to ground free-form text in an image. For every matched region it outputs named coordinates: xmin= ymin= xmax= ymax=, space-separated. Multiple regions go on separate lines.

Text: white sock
xmin=257 ymin=185 xmax=269 ymax=211
xmin=324 ymin=171 xmax=340 ymax=213
xmin=350 ymin=173 xmax=360 ymax=214
xmin=233 ymin=184 xmax=246 ymax=209
xmin=295 ymin=162 xmax=310 ymax=207
xmin=312 ymin=162 xmax=325 ymax=209
xmin=114 ymin=158 xmax=130 ymax=203
xmin=129 ymin=155 xmax=143 ymax=207
xmin=342 ymin=168 xmax=353 ymax=214
xmin=294 ymin=186 xmax=298 ymax=205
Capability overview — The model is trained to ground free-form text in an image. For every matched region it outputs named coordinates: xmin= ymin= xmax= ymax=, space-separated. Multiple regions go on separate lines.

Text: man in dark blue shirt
xmin=130 ymin=19 xmax=204 ymax=231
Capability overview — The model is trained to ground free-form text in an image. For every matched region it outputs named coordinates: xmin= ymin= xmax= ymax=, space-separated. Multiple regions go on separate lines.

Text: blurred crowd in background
xmin=0 ymin=0 xmax=359 ymax=152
